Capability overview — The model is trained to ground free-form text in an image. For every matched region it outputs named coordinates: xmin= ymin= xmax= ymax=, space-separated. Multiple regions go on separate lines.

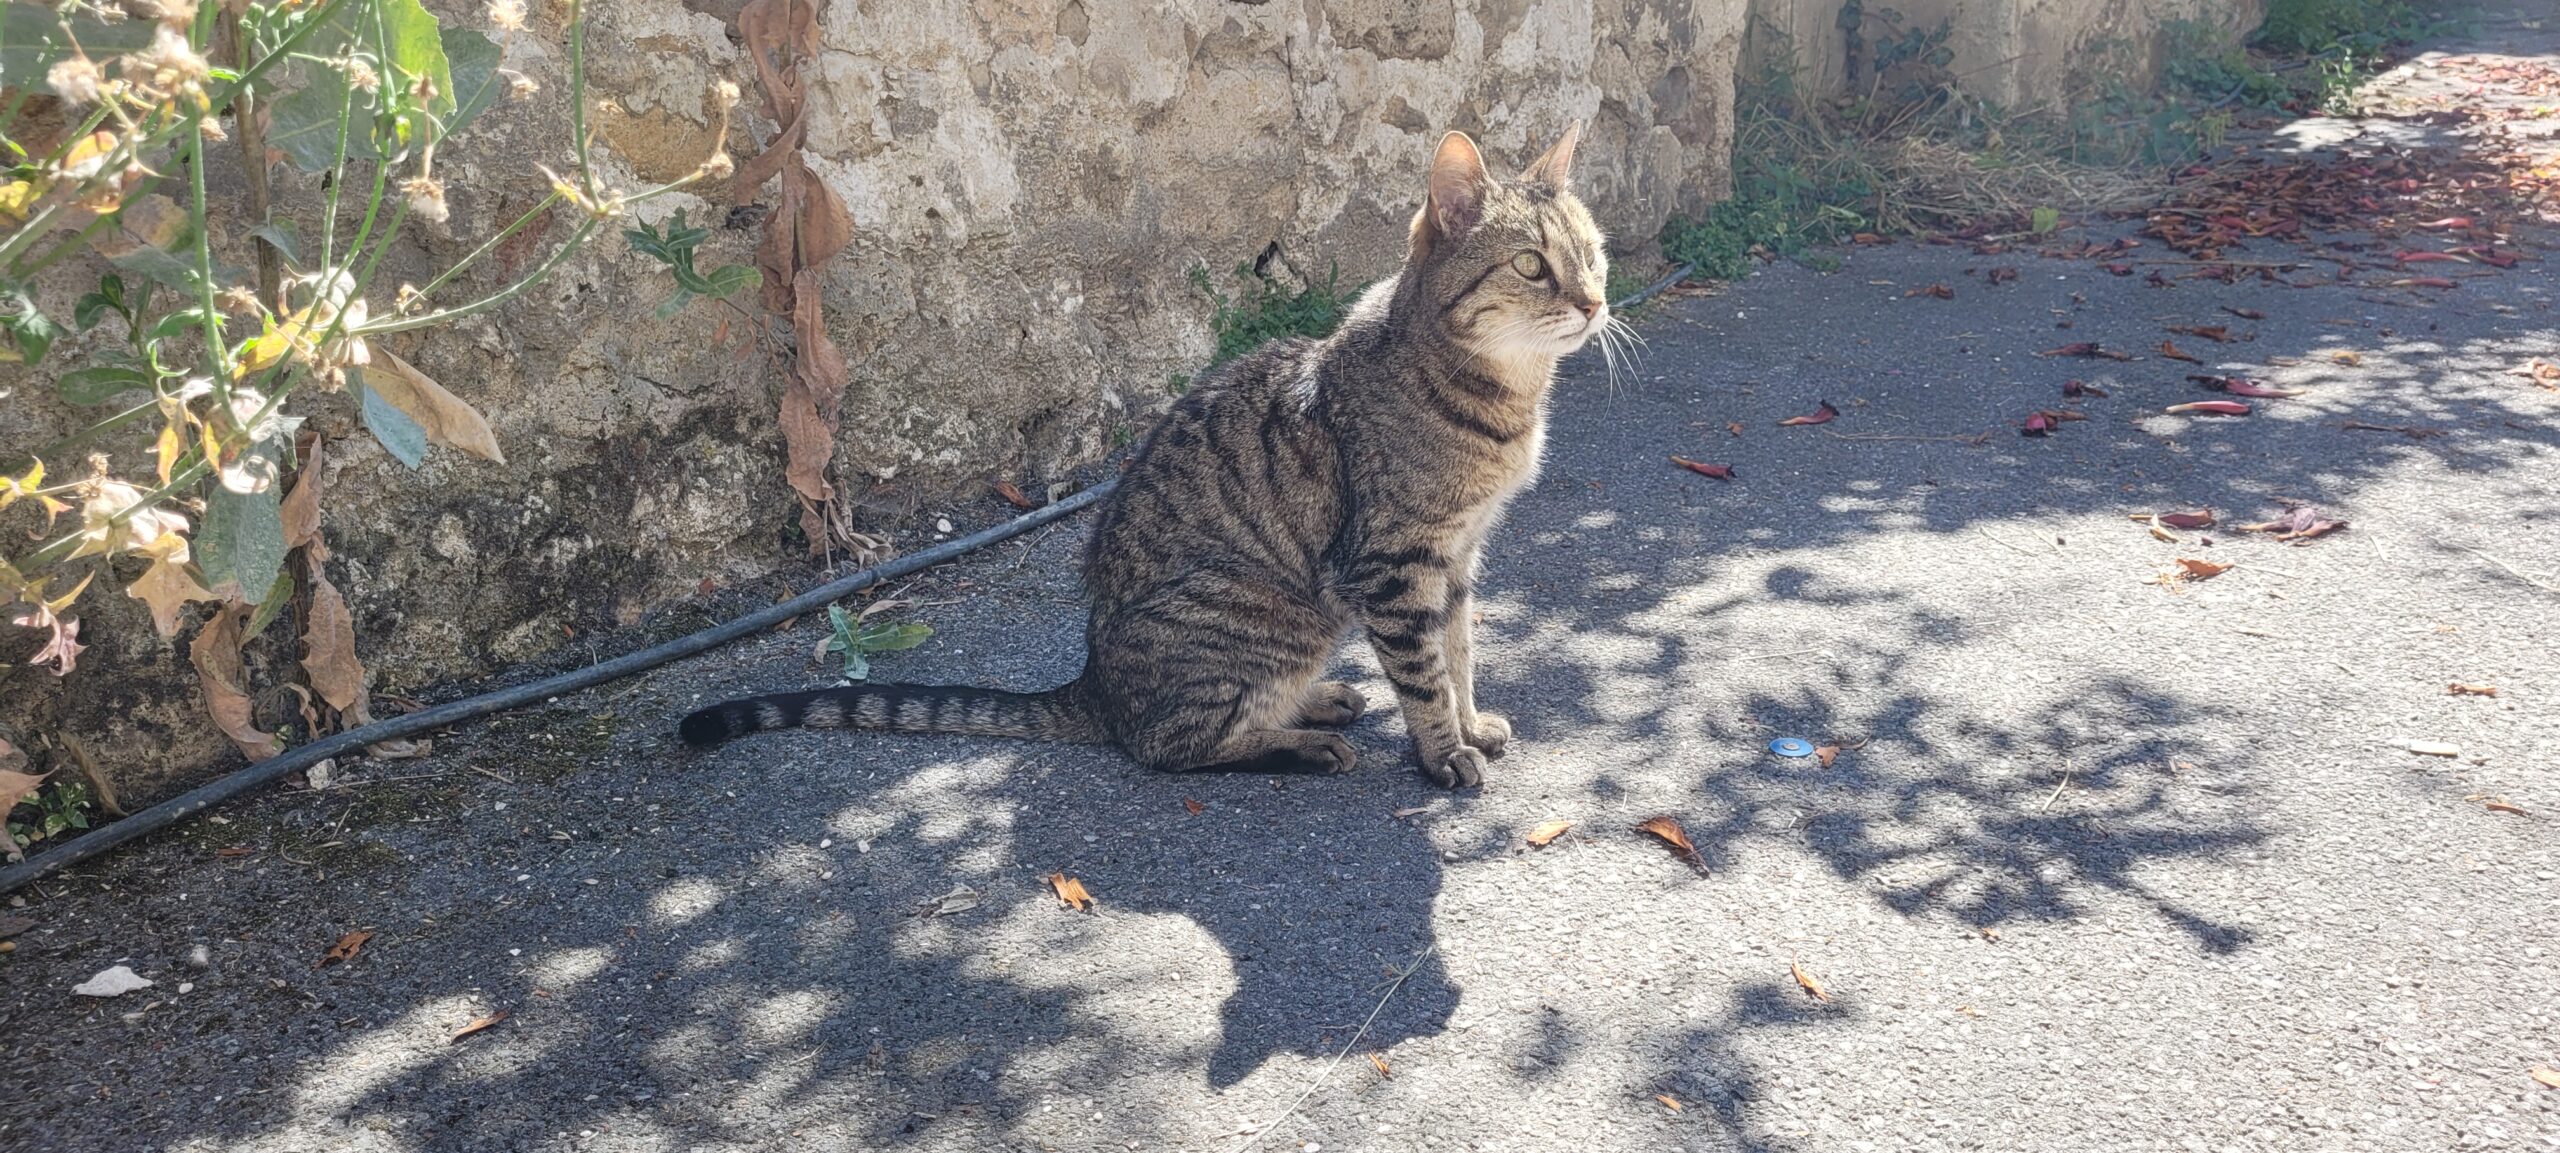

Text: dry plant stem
xmin=410 ymin=192 xmax=564 ymax=304
xmin=2464 ymin=547 xmax=2560 ymax=593
xmin=224 ymin=6 xmax=283 ymax=309
xmin=1224 ymin=944 xmax=1437 ymax=1153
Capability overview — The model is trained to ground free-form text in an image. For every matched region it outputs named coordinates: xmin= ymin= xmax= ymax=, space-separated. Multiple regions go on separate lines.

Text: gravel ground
xmin=6 ymin=25 xmax=2559 ymax=1153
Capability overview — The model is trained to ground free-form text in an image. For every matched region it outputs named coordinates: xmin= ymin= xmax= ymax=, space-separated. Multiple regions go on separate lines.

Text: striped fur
xmin=679 ymin=127 xmax=1608 ymax=787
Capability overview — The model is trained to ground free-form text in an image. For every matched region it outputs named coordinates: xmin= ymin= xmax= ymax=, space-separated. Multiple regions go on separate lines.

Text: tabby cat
xmin=681 ymin=125 xmax=1611 ymax=788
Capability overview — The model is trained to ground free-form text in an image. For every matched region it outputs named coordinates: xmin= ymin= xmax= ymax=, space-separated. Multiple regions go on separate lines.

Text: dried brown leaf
xmin=317 ymin=929 xmax=373 ymax=969
xmin=280 ymin=436 xmax=325 ymax=550
xmin=1656 ymin=1094 xmax=1684 ymax=1112
xmin=190 ymin=605 xmax=281 ymax=761
xmin=450 ymin=1010 xmax=510 ymax=1042
xmin=127 ymin=541 xmax=216 ymax=638
xmin=1526 ymin=819 xmax=1573 ymax=847
xmin=993 ymin=480 xmax=1033 ymax=509
xmin=1182 ymin=797 xmax=1206 ymax=815
xmin=2448 ymin=683 xmax=2498 ymax=697
xmin=1814 ymin=744 xmax=1839 ymax=767
xmin=1791 ymin=959 xmax=1833 ymax=1002
xmin=2158 ymin=341 xmax=2204 ymax=364
xmin=300 ymin=568 xmax=366 ymax=713
xmin=2532 ymin=1065 xmax=2560 ymax=1090
xmin=1904 ymin=283 xmax=1955 ymax=299
xmin=1669 ymin=456 xmax=1734 ymax=480
xmin=1369 ymin=1053 xmax=1393 ymax=1079
xmin=1048 ymin=872 xmax=1094 ymax=912
xmin=2484 ymin=800 xmax=2529 ymax=816
xmin=368 ymin=351 xmax=506 ymax=464
xmin=1636 ymin=816 xmax=1702 ymax=867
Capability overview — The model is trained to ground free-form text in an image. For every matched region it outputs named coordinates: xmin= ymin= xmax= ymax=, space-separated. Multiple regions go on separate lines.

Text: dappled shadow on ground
xmin=9 ymin=128 xmax=2558 ymax=1153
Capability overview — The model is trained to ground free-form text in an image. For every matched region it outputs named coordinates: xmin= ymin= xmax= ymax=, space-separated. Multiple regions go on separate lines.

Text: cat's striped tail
xmin=677 ymin=681 xmax=1109 ymax=748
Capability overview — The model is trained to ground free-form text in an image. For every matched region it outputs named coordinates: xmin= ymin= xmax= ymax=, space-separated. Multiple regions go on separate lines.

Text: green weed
xmin=1188 ymin=259 xmax=1360 ymax=367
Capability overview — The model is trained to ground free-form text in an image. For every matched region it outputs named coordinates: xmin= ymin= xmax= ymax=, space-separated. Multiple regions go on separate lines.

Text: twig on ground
xmin=1975 ymin=527 xmax=2044 ymax=557
xmin=2463 ymin=546 xmax=2560 ymax=593
xmin=1224 ymin=944 xmax=1437 ymax=1153
xmin=1823 ymin=429 xmax=1996 ymax=445
xmin=1737 ymin=647 xmax=1827 ymax=662
xmin=2038 ymin=759 xmax=2074 ymax=814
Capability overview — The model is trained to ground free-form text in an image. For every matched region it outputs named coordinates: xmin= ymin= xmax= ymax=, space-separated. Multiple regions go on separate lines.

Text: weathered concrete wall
xmin=1747 ymin=0 xmax=2263 ymax=108
xmin=3 ymin=0 xmax=1749 ymax=802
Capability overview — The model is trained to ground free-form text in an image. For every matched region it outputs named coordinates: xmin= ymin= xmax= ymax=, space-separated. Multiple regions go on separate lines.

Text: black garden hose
xmin=0 ymin=264 xmax=1699 ymax=894
xmin=0 ymin=481 xmax=1119 ymax=893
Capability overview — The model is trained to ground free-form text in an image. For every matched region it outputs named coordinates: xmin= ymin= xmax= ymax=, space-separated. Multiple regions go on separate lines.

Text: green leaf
xmin=2030 ymin=206 xmax=2061 ymax=234
xmin=198 ymin=438 xmax=291 ymax=603
xmin=1 ymin=5 xmax=156 ymax=80
xmin=268 ymin=72 xmax=380 ymax=173
xmin=1 ymin=291 xmax=62 ymax=364
xmin=240 ymin=566 xmax=299 ymax=641
xmin=248 ymin=221 xmax=303 ymax=267
xmin=74 ymin=292 xmax=119 ymax=332
xmin=841 ymin=648 xmax=870 ymax=681
xmin=378 ymin=0 xmax=457 ymax=124
xmin=700 ymin=264 xmax=759 ymax=300
xmin=854 ymin=622 xmax=933 ymax=653
xmin=55 ymin=366 xmax=152 ymax=405
xmin=653 ymin=290 xmax=699 ymax=320
xmin=146 ymin=307 xmax=213 ymax=345
xmin=351 ymin=368 xmax=428 ymax=468
xmin=441 ymin=27 xmax=503 ymax=137
xmin=107 ymin=242 xmax=204 ymax=292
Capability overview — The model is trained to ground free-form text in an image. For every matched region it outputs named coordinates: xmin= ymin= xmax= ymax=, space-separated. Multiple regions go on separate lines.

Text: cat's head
xmin=1406 ymin=124 xmax=1610 ymax=362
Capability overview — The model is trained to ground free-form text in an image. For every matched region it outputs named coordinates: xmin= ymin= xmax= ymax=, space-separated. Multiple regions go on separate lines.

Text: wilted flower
xmin=47 ymin=55 xmax=104 ymax=105
xmin=700 ymin=151 xmax=734 ymax=180
xmin=486 ymin=0 xmax=526 ymax=31
xmin=217 ymin=285 xmax=263 ymax=315
xmin=401 ymin=175 xmax=449 ymax=224
xmin=198 ymin=116 xmax=230 ymax=142
xmin=344 ymin=57 xmax=380 ymax=94
xmin=131 ymin=0 xmax=199 ymax=27
xmin=395 ymin=283 xmax=426 ymax=314
xmin=500 ymin=68 xmax=539 ymax=99
xmin=128 ymin=25 xmax=212 ymax=100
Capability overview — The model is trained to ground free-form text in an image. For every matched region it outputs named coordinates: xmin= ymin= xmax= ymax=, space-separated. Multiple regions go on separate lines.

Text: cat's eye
xmin=1511 ymin=251 xmax=1548 ymax=280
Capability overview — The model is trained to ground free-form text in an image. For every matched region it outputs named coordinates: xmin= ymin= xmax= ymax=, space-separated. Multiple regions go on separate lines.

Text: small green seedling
xmin=822 ymin=604 xmax=932 ymax=681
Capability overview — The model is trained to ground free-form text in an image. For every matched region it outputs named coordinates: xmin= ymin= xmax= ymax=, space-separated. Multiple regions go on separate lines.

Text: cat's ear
xmin=1522 ymin=120 xmax=1582 ymax=188
xmin=1425 ymin=131 xmax=1490 ymax=240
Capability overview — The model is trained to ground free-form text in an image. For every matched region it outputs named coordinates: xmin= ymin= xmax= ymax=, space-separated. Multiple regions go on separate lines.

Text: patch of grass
xmin=2253 ymin=0 xmax=2428 ymax=55
xmin=1188 ymin=259 xmax=1360 ymax=367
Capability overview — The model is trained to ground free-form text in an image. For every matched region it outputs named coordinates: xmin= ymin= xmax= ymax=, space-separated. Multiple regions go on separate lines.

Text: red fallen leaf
xmin=2103 ymin=262 xmax=2135 ymax=276
xmin=2159 ymin=511 xmax=2216 ymax=529
xmin=1669 ymin=456 xmax=1735 ymax=480
xmin=2394 ymin=251 xmax=2468 ymax=263
xmin=2158 ymin=341 xmax=2203 ymax=364
xmin=2062 ymin=380 xmax=2108 ymax=398
xmin=1851 ymin=232 xmax=1886 ymax=245
xmin=2413 ymin=216 xmax=2473 ymax=230
xmin=1777 ymin=401 xmax=1839 ymax=427
xmin=1904 ymin=283 xmax=1956 ymax=299
xmin=1814 ymin=744 xmax=1840 ymax=768
xmin=2388 ymin=277 xmax=2458 ymax=289
xmin=2486 ymin=801 xmax=2530 ymax=817
xmin=2022 ymin=412 xmax=2058 ymax=436
xmin=317 ymin=930 xmax=373 ymax=969
xmin=215 ymin=846 xmax=256 ymax=858
xmin=2223 ymin=306 xmax=2267 ymax=320
xmin=1182 ymin=797 xmax=1206 ymax=815
xmin=2173 ymin=558 xmax=2232 ymax=580
xmin=1725 ymin=421 xmax=1744 ymax=437
xmin=2188 ymin=374 xmax=2304 ymax=398
xmin=696 ymin=577 xmax=717 ymax=597
xmin=1988 ymin=267 xmax=2020 ymax=285
xmin=993 ymin=480 xmax=1034 ymax=509
xmin=2164 ymin=400 xmax=2250 ymax=416
xmin=2166 ymin=325 xmax=2233 ymax=342
xmin=451 ymin=1010 xmax=511 ymax=1042
xmin=2040 ymin=343 xmax=2134 ymax=361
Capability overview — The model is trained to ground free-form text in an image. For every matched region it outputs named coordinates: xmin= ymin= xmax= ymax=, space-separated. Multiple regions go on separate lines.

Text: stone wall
xmin=3 ymin=0 xmax=1750 ymax=801
xmin=1747 ymin=0 xmax=2263 ymax=108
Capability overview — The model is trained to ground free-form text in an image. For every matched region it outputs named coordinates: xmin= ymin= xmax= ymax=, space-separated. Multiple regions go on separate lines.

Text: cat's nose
xmin=1578 ymin=300 xmax=1604 ymax=320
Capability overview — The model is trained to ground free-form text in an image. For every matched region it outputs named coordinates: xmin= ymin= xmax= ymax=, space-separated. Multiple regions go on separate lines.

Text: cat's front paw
xmin=1423 ymin=745 xmax=1488 ymax=789
xmin=1464 ymin=712 xmax=1512 ymax=759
